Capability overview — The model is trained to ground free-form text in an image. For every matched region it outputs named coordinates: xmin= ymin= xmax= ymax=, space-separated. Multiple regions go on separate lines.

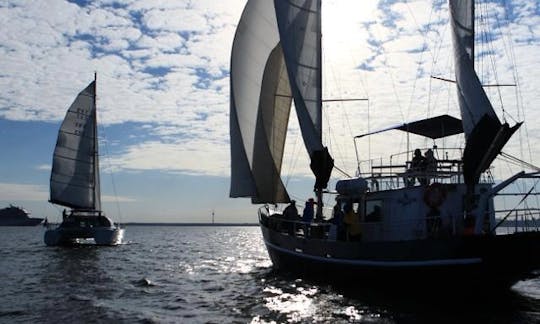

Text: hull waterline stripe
xmin=264 ymin=240 xmax=482 ymax=267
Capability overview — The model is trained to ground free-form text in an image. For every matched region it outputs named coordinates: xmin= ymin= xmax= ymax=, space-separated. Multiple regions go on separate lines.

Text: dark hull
xmin=0 ymin=218 xmax=43 ymax=226
xmin=261 ymin=225 xmax=540 ymax=289
xmin=44 ymin=214 xmax=124 ymax=246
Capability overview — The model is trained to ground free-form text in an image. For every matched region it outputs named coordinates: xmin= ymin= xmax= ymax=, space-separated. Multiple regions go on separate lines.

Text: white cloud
xmin=0 ymin=0 xmax=539 ymax=181
xmin=35 ymin=164 xmax=50 ymax=171
xmin=0 ymin=183 xmax=48 ymax=201
xmin=0 ymin=182 xmax=135 ymax=203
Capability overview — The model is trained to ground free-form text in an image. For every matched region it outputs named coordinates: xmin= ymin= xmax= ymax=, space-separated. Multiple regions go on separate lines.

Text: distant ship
xmin=0 ymin=205 xmax=43 ymax=226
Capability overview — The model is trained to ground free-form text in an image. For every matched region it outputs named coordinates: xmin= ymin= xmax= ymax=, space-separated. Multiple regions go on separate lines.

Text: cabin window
xmin=365 ymin=200 xmax=382 ymax=222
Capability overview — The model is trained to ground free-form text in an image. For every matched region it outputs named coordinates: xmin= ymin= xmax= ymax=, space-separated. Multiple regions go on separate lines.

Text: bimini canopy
xmin=355 ymin=114 xmax=464 ymax=140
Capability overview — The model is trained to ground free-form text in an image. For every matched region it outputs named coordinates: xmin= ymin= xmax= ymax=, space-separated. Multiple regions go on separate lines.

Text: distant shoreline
xmin=122 ymin=223 xmax=259 ymax=227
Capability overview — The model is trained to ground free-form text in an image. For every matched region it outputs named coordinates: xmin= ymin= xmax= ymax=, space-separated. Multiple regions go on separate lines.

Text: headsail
xmin=275 ymin=0 xmax=333 ymax=191
xmin=229 ymin=0 xmax=332 ymax=204
xmin=449 ymin=0 xmax=521 ymax=185
xmin=50 ymin=79 xmax=101 ymax=210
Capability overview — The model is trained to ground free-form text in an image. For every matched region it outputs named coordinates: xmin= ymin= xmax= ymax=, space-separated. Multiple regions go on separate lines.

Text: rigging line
xmin=323 ymin=51 xmax=356 ymax=173
xmin=368 ymin=19 xmax=405 ymax=123
xmin=284 ymin=120 xmax=301 ymax=188
xmin=430 ymin=76 xmax=515 ymax=87
xmin=97 ymin=120 xmax=123 ymax=222
xmin=333 ymin=165 xmax=351 ymax=178
xmin=322 ymin=98 xmax=369 ymax=102
xmin=483 ymin=8 xmax=507 ymax=121
xmin=500 ymin=0 xmax=532 ymax=176
xmin=500 ymin=152 xmax=540 ymax=171
xmin=492 ymin=179 xmax=539 ymax=233
xmin=498 ymin=155 xmax=531 ymax=171
xmin=478 ymin=1 xmax=513 ymax=124
xmin=403 ymin=0 xmax=433 ymax=121
xmin=404 ymin=0 xmax=437 ymax=64
xmin=423 ymin=0 xmax=446 ymax=120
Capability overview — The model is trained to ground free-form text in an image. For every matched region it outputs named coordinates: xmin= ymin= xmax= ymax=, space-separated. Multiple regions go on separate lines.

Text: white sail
xmin=275 ymin=0 xmax=323 ymax=154
xmin=229 ymin=0 xmax=292 ymax=203
xmin=50 ymin=81 xmax=101 ymax=210
xmin=450 ymin=0 xmax=497 ymax=136
xmin=229 ymin=0 xmax=327 ymax=203
xmin=449 ymin=0 xmax=520 ymax=185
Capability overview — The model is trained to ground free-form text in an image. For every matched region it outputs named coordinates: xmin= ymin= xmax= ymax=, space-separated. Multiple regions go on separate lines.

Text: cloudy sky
xmin=0 ymin=0 xmax=538 ymax=223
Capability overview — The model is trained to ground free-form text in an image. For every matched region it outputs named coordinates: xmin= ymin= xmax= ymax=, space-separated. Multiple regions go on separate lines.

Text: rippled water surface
xmin=1 ymin=226 xmax=539 ymax=323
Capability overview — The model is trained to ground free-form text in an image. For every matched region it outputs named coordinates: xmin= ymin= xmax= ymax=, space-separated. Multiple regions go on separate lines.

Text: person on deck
xmin=282 ymin=200 xmax=299 ymax=235
xmin=343 ymin=203 xmax=362 ymax=241
xmin=329 ymin=201 xmax=345 ymax=240
xmin=423 ymin=149 xmax=437 ymax=185
xmin=283 ymin=200 xmax=299 ymax=221
xmin=302 ymin=198 xmax=316 ymax=237
xmin=302 ymin=198 xmax=316 ymax=223
xmin=408 ymin=149 xmax=426 ymax=186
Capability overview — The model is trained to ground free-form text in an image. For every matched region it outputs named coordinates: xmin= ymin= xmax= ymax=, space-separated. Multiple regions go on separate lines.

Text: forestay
xmin=50 ymin=81 xmax=101 ymax=210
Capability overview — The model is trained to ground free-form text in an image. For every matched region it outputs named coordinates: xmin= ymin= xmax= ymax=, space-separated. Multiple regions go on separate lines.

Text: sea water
xmin=1 ymin=225 xmax=539 ymax=323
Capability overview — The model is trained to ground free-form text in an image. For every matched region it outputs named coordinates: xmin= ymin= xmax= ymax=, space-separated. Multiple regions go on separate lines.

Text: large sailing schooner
xmin=44 ymin=74 xmax=124 ymax=246
xmin=229 ymin=0 xmax=540 ymax=288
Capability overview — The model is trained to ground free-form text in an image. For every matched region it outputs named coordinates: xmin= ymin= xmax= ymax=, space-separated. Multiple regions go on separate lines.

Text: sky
xmin=0 ymin=0 xmax=539 ymax=223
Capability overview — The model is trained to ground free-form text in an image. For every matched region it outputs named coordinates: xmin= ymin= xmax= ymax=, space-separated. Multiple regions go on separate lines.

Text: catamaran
xmin=44 ymin=74 xmax=124 ymax=246
xmin=229 ymin=0 xmax=540 ymax=288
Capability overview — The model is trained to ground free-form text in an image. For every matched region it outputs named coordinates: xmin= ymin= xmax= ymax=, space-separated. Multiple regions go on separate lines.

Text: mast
xmin=93 ymin=72 xmax=101 ymax=212
xmin=315 ymin=0 xmax=323 ymax=220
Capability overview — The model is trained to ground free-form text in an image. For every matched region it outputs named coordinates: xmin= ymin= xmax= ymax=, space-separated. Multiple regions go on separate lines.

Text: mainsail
xmin=50 ymin=79 xmax=101 ymax=210
xmin=449 ymin=0 xmax=521 ymax=186
xmin=230 ymin=0 xmax=331 ymax=203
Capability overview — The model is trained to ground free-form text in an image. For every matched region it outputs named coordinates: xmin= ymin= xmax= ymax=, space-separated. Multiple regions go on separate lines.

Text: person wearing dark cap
xmin=283 ymin=200 xmax=299 ymax=221
xmin=301 ymin=198 xmax=316 ymax=237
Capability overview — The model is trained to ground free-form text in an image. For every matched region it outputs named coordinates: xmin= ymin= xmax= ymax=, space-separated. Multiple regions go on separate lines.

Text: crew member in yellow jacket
xmin=343 ymin=203 xmax=362 ymax=241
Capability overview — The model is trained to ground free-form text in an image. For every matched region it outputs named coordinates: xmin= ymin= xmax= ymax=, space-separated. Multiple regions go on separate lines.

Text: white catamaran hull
xmin=44 ymin=226 xmax=124 ymax=246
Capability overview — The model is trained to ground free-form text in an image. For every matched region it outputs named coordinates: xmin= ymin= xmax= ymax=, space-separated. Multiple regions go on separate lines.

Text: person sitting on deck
xmin=282 ymin=200 xmax=300 ymax=234
xmin=283 ymin=200 xmax=299 ymax=221
xmin=407 ymin=149 xmax=426 ymax=186
xmin=421 ymin=149 xmax=437 ymax=185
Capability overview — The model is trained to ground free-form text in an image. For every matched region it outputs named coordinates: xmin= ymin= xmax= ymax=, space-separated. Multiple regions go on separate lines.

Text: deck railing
xmin=356 ymin=147 xmax=495 ymax=191
xmin=259 ymin=206 xmax=540 ymax=242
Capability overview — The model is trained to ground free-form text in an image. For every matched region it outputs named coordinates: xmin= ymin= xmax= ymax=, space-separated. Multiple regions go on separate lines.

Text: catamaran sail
xmin=45 ymin=75 xmax=124 ymax=246
xmin=49 ymin=80 xmax=101 ymax=210
xmin=449 ymin=0 xmax=521 ymax=186
xmin=229 ymin=0 xmax=332 ymax=204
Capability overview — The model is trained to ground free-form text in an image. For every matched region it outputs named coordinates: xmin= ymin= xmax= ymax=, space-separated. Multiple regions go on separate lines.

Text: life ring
xmin=423 ymin=183 xmax=446 ymax=208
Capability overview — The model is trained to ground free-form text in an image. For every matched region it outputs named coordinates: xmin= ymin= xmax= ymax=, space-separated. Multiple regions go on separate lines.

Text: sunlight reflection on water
xmin=1 ymin=226 xmax=538 ymax=323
